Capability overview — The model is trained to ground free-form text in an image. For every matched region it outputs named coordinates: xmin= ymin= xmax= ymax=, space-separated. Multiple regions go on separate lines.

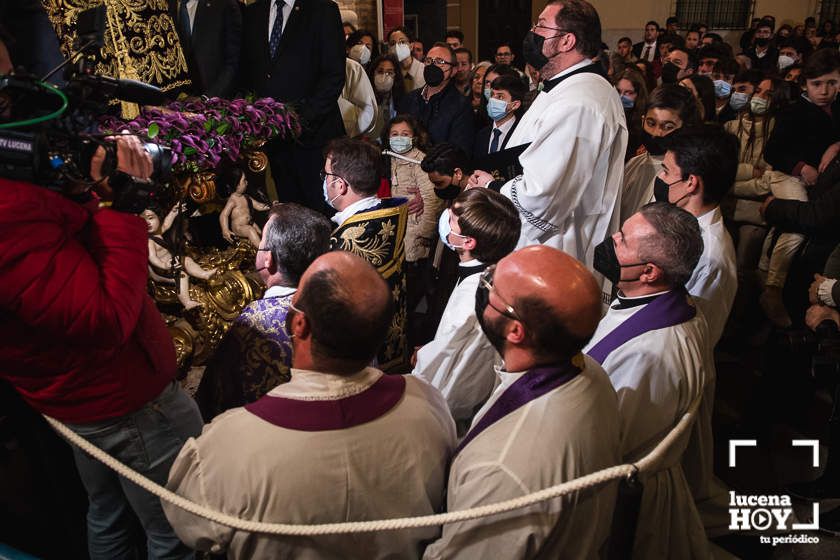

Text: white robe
xmin=620 ymin=152 xmax=662 ymax=224
xmin=423 ymin=355 xmax=621 ymax=559
xmin=583 ymin=297 xmax=712 ymax=559
xmin=339 ymin=58 xmax=378 ymax=137
xmin=685 ymin=206 xmax=738 ymax=345
xmin=164 ymin=367 xmax=456 ymax=559
xmin=413 ymin=269 xmax=500 ymax=433
xmin=501 ymin=65 xmax=628 ymax=289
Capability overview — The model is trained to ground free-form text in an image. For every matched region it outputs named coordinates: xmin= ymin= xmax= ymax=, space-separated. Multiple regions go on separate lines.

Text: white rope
xmin=43 ymin=393 xmax=700 ymax=536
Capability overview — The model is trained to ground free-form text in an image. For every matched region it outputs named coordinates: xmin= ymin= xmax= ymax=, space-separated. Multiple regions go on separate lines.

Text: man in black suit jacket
xmin=632 ymin=20 xmax=661 ymax=63
xmin=472 ymin=74 xmax=525 ymax=159
xmin=170 ymin=0 xmax=242 ymax=98
xmin=241 ymin=0 xmax=346 ymax=211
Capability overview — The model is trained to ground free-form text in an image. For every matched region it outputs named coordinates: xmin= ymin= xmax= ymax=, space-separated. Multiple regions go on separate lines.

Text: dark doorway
xmin=478 ymin=0 xmax=532 ymax=69
xmin=404 ymin=0 xmax=446 ymax=54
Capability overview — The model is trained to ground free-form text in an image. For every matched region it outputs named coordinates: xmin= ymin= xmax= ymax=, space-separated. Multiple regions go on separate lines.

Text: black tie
xmin=269 ymin=0 xmax=285 ymax=59
xmin=489 ymin=128 xmax=502 ymax=154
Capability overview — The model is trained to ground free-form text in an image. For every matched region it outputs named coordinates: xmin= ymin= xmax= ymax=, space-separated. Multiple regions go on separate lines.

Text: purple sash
xmin=245 ymin=374 xmax=406 ymax=431
xmin=587 ymin=288 xmax=696 ymax=365
xmin=455 ymin=362 xmax=581 ymax=455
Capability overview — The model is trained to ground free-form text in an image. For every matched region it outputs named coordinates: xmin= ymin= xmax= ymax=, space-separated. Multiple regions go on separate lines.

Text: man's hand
xmin=819 ymin=142 xmax=840 ymax=173
xmin=467 ymin=170 xmax=494 ymax=190
xmin=806 ymin=304 xmax=840 ymax=332
xmin=810 ymin=273 xmax=827 ymax=305
xmin=90 ymin=135 xmax=154 ymax=184
xmin=800 ymin=164 xmax=819 ymax=186
xmin=407 ymin=186 xmax=424 ymax=217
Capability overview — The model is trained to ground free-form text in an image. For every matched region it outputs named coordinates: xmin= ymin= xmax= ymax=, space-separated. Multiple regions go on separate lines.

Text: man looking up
xmin=165 ymin=252 xmax=456 ymax=558
xmin=424 ymin=246 xmax=621 ymax=559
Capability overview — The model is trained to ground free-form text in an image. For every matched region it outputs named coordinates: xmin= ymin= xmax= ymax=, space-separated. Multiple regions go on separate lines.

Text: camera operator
xmin=0 ymin=136 xmax=203 ymax=560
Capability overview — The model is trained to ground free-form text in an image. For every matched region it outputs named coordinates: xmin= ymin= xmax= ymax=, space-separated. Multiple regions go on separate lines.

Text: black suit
xmin=240 ymin=0 xmax=346 ymax=209
xmin=632 ymin=41 xmax=660 ymax=62
xmin=170 ymin=0 xmax=242 ymax=98
xmin=473 ymin=117 xmax=519 ymax=159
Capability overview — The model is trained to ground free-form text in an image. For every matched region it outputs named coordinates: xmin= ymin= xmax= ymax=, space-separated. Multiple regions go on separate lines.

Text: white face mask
xmin=393 ymin=43 xmax=411 ymax=62
xmin=778 ymin=54 xmax=796 ymax=71
xmin=437 ymin=209 xmax=468 ymax=251
xmin=389 ymin=135 xmax=413 ymax=154
xmin=323 ymin=177 xmax=340 ymax=208
xmin=349 ymin=44 xmax=371 ymax=66
xmin=374 ymin=73 xmax=394 ymax=93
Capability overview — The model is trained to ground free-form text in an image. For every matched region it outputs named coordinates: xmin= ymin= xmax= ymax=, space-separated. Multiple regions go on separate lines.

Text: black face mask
xmin=653 ymin=176 xmax=671 ymax=203
xmin=523 ymin=31 xmax=550 ymax=70
xmin=593 ymin=236 xmax=645 ymax=285
xmin=475 ymin=283 xmax=508 ymax=355
xmin=434 ymin=183 xmax=461 ymax=200
xmin=423 ymin=64 xmax=445 ymax=87
xmin=660 ymin=62 xmax=680 ymax=84
xmin=754 ymin=37 xmax=770 ymax=47
xmin=640 ymin=130 xmax=668 ymax=156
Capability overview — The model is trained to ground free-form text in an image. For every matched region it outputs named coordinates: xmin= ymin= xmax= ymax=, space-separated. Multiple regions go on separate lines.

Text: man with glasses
xmin=195 ymin=203 xmax=332 ymax=420
xmin=584 ymin=201 xmax=712 ymax=558
xmin=468 ymin=0 xmax=627 ymax=302
xmin=324 ymin=138 xmax=409 ymax=371
xmin=494 ymin=42 xmax=515 ymax=66
xmin=413 ymin=189 xmax=520 ymax=434
xmin=403 ymin=42 xmax=475 ymax=152
xmin=424 ymin=245 xmax=621 ymax=559
xmin=165 ymin=251 xmax=456 ymax=558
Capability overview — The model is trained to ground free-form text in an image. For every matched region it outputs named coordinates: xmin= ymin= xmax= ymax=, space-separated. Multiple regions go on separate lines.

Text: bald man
xmin=424 ymin=246 xmax=621 ymax=559
xmin=585 ymin=202 xmax=711 ymax=558
xmin=164 ymin=252 xmax=456 ymax=559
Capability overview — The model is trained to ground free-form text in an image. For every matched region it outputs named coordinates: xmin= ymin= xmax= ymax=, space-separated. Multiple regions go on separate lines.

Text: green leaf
xmin=207 ymin=138 xmax=215 ymax=148
xmin=216 ymin=122 xmax=230 ymax=135
xmin=204 ymin=120 xmax=212 ymax=132
xmin=147 ymin=122 xmax=159 ymax=138
xmin=184 ymin=146 xmax=197 ymax=156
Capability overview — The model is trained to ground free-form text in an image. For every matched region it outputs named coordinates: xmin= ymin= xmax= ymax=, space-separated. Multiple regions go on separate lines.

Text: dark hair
xmin=490 ymin=74 xmax=528 ymax=103
xmin=802 ymin=48 xmax=840 ymax=82
xmin=683 ymin=74 xmax=716 ymax=122
xmin=666 ymin=16 xmax=679 ymax=26
xmin=697 ymin=43 xmax=728 ymax=62
xmin=733 ymin=68 xmax=764 ymax=86
xmin=421 ymin=143 xmax=474 ymax=176
xmin=445 ymin=29 xmax=465 ymax=43
xmin=659 ymin=33 xmax=685 ymax=50
xmin=757 ymin=19 xmax=774 ymax=32
xmin=634 ymin=59 xmax=658 ymax=93
xmin=496 ymin=41 xmax=514 ymax=52
xmin=637 ymin=202 xmax=704 ymax=287
xmin=326 ymin=138 xmax=383 ymax=196
xmin=450 ymin=189 xmax=520 ymax=263
xmin=617 ymin=36 xmax=632 ymax=45
xmin=702 ymin=32 xmax=725 ymax=45
xmin=368 ymin=54 xmax=406 ymax=106
xmin=776 ymin=37 xmax=802 ymax=54
xmin=514 ymin=296 xmax=593 ymax=362
xmin=548 ymin=0 xmax=602 ymax=58
xmin=429 ymin=41 xmax=457 ymax=63
xmin=615 ymin=68 xmax=649 ymax=127
xmin=380 ymin=113 xmax=429 ymax=152
xmin=263 ymin=204 xmax=332 ymax=286
xmin=645 ymin=84 xmax=701 ymax=126
xmin=670 ymin=46 xmax=698 ymax=70
xmin=346 ymin=29 xmax=376 ymax=52
xmin=296 ymin=268 xmax=394 ymax=364
xmin=454 ymin=46 xmax=473 ymax=64
xmin=387 ymin=26 xmax=413 ymax=43
xmin=713 ymin=57 xmax=739 ymax=79
xmin=645 ymin=20 xmax=660 ymax=29
xmin=666 ymin=124 xmax=739 ymax=205
xmin=738 ymin=77 xmax=795 ymax=162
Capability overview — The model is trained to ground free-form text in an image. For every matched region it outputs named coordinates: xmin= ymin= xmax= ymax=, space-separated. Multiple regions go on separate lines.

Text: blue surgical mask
xmin=389 ymin=135 xmax=413 ymax=154
xmin=729 ymin=91 xmax=750 ymax=111
xmin=486 ymin=97 xmax=510 ymax=121
xmin=620 ymin=94 xmax=635 ymax=109
xmin=437 ymin=209 xmax=469 ymax=250
xmin=323 ymin=178 xmax=340 ymax=208
xmin=483 ymin=87 xmax=492 ymax=101
xmin=713 ymin=79 xmax=732 ymax=98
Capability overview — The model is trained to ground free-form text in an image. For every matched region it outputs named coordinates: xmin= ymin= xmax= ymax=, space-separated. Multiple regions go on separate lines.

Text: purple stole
xmin=244 ymin=374 xmax=406 ymax=431
xmin=587 ymin=288 xmax=696 ymax=365
xmin=455 ymin=361 xmax=581 ymax=455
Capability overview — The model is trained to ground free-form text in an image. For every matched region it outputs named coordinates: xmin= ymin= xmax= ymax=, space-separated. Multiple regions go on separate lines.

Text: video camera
xmin=0 ymin=6 xmax=173 ymax=209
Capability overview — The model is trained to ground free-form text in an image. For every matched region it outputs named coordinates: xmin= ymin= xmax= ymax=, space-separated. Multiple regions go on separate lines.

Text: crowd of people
xmin=5 ymin=0 xmax=840 ymax=558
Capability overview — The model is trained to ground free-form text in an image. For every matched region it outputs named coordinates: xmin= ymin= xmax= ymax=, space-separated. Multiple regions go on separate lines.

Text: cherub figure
xmin=219 ymin=171 xmax=271 ymax=248
xmin=142 ymin=205 xmax=216 ymax=310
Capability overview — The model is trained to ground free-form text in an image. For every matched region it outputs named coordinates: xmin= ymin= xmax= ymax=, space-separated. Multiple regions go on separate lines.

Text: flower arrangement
xmin=100 ymin=97 xmax=300 ymax=174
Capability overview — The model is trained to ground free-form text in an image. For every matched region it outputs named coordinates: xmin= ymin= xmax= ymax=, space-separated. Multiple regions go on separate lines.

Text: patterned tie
xmin=642 ymin=45 xmax=650 ymax=61
xmin=179 ymin=0 xmax=192 ymax=38
xmin=269 ymin=0 xmax=285 ymax=59
xmin=489 ymin=128 xmax=502 ymax=154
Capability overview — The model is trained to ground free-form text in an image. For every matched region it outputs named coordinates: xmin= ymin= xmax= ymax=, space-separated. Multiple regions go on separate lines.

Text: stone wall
xmin=337 ymin=0 xmax=379 ymax=36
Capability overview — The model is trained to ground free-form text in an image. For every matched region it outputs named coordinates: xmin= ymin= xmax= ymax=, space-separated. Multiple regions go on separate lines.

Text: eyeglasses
xmin=478 ymin=264 xmax=522 ymax=322
xmin=319 ymin=170 xmax=344 ymax=183
xmin=496 ymin=52 xmax=513 ymax=57
xmin=530 ymin=24 xmax=570 ymax=35
xmin=423 ymin=57 xmax=454 ymax=67
xmin=284 ymin=299 xmax=305 ymax=338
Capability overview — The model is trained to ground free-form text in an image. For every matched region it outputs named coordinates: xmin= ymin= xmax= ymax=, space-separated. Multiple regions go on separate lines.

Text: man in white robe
xmin=469 ymin=0 xmax=627 ymax=297
xmin=584 ymin=202 xmax=711 ymax=558
xmin=164 ymin=252 xmax=456 ymax=559
xmin=424 ymin=246 xmax=621 ymax=559
xmin=413 ymin=189 xmax=521 ymax=434
xmin=339 ymin=57 xmax=378 ymax=137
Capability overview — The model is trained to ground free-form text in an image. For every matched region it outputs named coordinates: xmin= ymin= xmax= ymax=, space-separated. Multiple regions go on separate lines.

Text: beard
xmin=476 ymin=310 xmax=508 ymax=356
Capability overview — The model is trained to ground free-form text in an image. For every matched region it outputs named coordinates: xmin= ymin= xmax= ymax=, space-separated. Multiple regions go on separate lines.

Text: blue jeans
xmin=67 ymin=381 xmax=203 ymax=560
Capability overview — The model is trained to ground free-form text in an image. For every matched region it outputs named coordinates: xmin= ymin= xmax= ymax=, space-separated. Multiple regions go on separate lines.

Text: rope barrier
xmin=42 ymin=393 xmax=701 ymax=536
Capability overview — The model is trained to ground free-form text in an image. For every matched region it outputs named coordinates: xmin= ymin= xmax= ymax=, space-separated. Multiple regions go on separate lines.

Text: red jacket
xmin=0 ymin=178 xmax=176 ymax=423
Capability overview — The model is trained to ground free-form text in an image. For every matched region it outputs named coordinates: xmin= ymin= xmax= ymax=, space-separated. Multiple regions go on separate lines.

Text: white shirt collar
xmin=696 ymin=205 xmax=721 ymax=228
xmin=331 ymin=196 xmax=380 ymax=226
xmin=264 ymin=285 xmax=296 ymax=299
xmin=544 ymin=58 xmax=593 ymax=82
xmin=267 ymin=367 xmax=382 ymax=400
xmin=459 ymin=258 xmax=483 ymax=267
xmin=492 ymin=115 xmax=516 ymax=135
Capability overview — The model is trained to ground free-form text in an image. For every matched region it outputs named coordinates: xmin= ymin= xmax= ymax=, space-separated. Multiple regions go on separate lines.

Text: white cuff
xmin=819 ymin=278 xmax=838 ymax=307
